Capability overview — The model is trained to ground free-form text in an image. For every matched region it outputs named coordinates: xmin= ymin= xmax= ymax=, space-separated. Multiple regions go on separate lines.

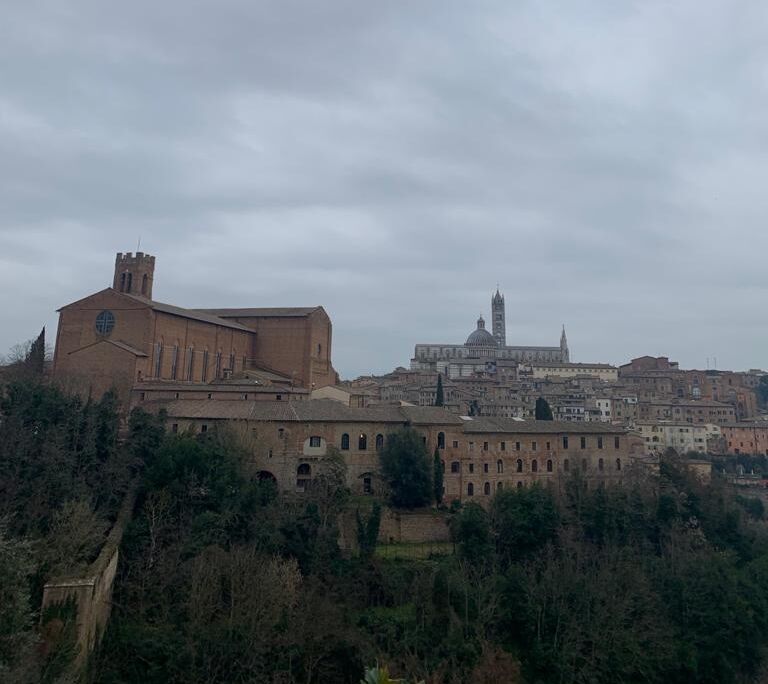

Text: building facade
xmin=53 ymin=252 xmax=338 ymax=401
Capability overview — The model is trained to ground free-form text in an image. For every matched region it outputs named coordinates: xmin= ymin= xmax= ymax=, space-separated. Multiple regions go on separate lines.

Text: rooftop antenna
xmin=136 ymin=236 xmax=142 ymax=252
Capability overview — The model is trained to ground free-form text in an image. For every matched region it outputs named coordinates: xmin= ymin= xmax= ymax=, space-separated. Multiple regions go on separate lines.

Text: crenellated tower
xmin=113 ymin=251 xmax=155 ymax=299
xmin=492 ymin=287 xmax=506 ymax=347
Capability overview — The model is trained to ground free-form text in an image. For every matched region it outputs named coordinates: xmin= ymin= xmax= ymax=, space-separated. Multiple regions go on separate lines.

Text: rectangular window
xmin=215 ymin=352 xmax=222 ymax=378
xmin=171 ymin=423 xmax=178 ymax=433
xmin=483 ymin=441 xmax=489 ymax=451
xmin=516 ymin=442 xmax=521 ymax=451
xmin=469 ymin=442 xmax=475 ymax=451
xmin=598 ymin=437 xmax=603 ymax=449
xmin=309 ymin=436 xmax=321 ymax=447
xmin=469 ymin=463 xmax=474 ymax=473
xmin=546 ymin=441 xmax=551 ymax=450
xmin=202 ymin=351 xmax=209 ymax=382
xmin=614 ymin=436 xmax=620 ymax=449
xmin=563 ymin=436 xmax=569 ymax=449
xmin=452 ymin=440 xmax=459 ymax=449
xmin=200 ymin=424 xmax=208 ymax=433
xmin=532 ymin=441 xmax=537 ymax=451
xmin=581 ymin=436 xmax=586 ymax=449
xmin=186 ymin=347 xmax=194 ymax=381
xmin=170 ymin=346 xmax=178 ymax=379
xmin=501 ymin=441 xmax=506 ymax=451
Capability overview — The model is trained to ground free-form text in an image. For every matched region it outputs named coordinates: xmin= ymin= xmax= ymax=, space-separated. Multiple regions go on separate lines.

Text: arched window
xmin=341 ymin=433 xmax=350 ymax=450
xmin=375 ymin=434 xmax=384 ymax=451
xmin=484 ymin=482 xmax=491 ymax=495
xmin=517 ymin=481 xmax=523 ymax=489
xmin=516 ymin=459 xmax=523 ymax=473
xmin=186 ymin=347 xmax=194 ymax=381
xmin=296 ymin=463 xmax=311 ymax=490
xmin=598 ymin=458 xmax=604 ymax=471
xmin=451 ymin=461 xmax=460 ymax=473
xmin=142 ymin=273 xmax=149 ymax=296
xmin=531 ymin=459 xmax=538 ymax=473
xmin=497 ymin=481 xmax=503 ymax=491
xmin=126 ymin=272 xmax=133 ymax=293
xmin=170 ymin=344 xmax=179 ymax=379
xmin=497 ymin=459 xmax=503 ymax=474
xmin=467 ymin=483 xmax=474 ymax=496
xmin=563 ymin=458 xmax=570 ymax=472
xmin=547 ymin=459 xmax=553 ymax=472
xmin=119 ymin=272 xmax=126 ymax=292
xmin=215 ymin=351 xmax=222 ymax=378
xmin=616 ymin=458 xmax=622 ymax=471
xmin=358 ymin=433 xmax=367 ymax=450
xmin=437 ymin=432 xmax=445 ymax=449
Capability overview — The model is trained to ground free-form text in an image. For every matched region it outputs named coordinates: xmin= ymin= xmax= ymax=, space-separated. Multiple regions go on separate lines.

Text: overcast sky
xmin=2 ymin=1 xmax=767 ymax=378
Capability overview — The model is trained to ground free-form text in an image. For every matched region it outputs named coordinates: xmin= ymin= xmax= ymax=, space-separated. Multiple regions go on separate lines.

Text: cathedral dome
xmin=466 ymin=316 xmax=498 ymax=347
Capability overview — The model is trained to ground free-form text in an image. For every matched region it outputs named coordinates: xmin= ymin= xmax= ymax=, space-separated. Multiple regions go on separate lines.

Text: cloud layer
xmin=2 ymin=1 xmax=767 ymax=376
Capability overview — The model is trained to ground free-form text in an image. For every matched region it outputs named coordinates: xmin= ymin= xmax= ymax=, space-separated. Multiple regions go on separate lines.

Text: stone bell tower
xmin=113 ymin=251 xmax=155 ymax=299
xmin=491 ymin=287 xmax=506 ymax=347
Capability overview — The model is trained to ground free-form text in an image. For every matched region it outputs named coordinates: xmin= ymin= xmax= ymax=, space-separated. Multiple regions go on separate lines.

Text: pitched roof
xmin=120 ymin=293 xmax=253 ymax=332
xmin=461 ymin=417 xmax=626 ymax=434
xmin=68 ymin=338 xmax=148 ymax=358
xmin=195 ymin=307 xmax=321 ymax=318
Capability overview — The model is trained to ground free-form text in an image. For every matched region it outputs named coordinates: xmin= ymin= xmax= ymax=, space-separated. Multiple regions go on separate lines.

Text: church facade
xmin=53 ymin=252 xmax=338 ymax=402
xmin=411 ymin=289 xmax=569 ymax=379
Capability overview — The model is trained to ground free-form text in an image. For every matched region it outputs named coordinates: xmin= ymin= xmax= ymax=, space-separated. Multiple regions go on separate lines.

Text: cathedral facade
xmin=411 ymin=289 xmax=569 ymax=379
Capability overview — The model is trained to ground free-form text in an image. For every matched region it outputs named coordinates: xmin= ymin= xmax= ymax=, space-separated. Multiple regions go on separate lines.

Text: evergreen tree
xmin=24 ymin=327 xmax=46 ymax=375
xmin=535 ymin=397 xmax=553 ymax=421
xmin=433 ymin=447 xmax=444 ymax=505
xmin=379 ymin=428 xmax=432 ymax=508
xmin=435 ymin=374 xmax=444 ymax=407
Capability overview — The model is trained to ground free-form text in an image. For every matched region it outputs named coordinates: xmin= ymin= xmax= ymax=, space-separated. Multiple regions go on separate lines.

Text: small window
xmin=516 ymin=442 xmax=521 ymax=451
xmin=358 ymin=433 xmax=367 ymax=450
xmin=497 ymin=459 xmax=503 ymax=474
xmin=483 ymin=441 xmax=489 ymax=451
xmin=363 ymin=476 xmax=372 ymax=494
xmin=451 ymin=461 xmax=460 ymax=473
xmin=276 ymin=394 xmax=282 ymax=401
xmin=531 ymin=459 xmax=538 ymax=473
xmin=614 ymin=436 xmax=620 ymax=449
xmin=438 ymin=432 xmax=445 ymax=449
xmin=517 ymin=481 xmax=523 ymax=489
xmin=484 ymin=482 xmax=491 ymax=495
xmin=563 ymin=436 xmax=569 ymax=449
xmin=563 ymin=458 xmax=570 ymax=472
xmin=341 ymin=433 xmax=350 ymax=450
xmin=516 ymin=459 xmax=523 ymax=473
xmin=467 ymin=483 xmax=474 ymax=496
xmin=501 ymin=441 xmax=506 ymax=451
xmin=207 ymin=393 xmax=213 ymax=400
xmin=483 ymin=463 xmax=489 ymax=473
xmin=598 ymin=458 xmax=604 ymax=471
xmin=469 ymin=463 xmax=474 ymax=474
xmin=309 ymin=436 xmax=322 ymax=448
xmin=171 ymin=423 xmax=178 ymax=433
xmin=278 ymin=428 xmax=284 ymax=439
xmin=546 ymin=441 xmax=551 ymax=450
xmin=547 ymin=459 xmax=553 ymax=472
xmin=597 ymin=437 xmax=603 ymax=449
xmin=373 ymin=433 xmax=383 ymax=450
xmin=532 ymin=441 xmax=537 ymax=451
xmin=616 ymin=458 xmax=622 ymax=471
xmin=580 ymin=436 xmax=587 ymax=449
xmin=469 ymin=441 xmax=475 ymax=451
xmin=201 ymin=424 xmax=208 ymax=433
xmin=452 ymin=440 xmax=459 ymax=448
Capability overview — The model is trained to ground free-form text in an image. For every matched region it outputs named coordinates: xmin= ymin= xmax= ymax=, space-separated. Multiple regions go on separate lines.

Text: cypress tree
xmin=535 ymin=397 xmax=554 ymax=421
xmin=24 ymin=328 xmax=45 ymax=375
xmin=433 ymin=447 xmax=444 ymax=505
xmin=435 ymin=373 xmax=444 ymax=407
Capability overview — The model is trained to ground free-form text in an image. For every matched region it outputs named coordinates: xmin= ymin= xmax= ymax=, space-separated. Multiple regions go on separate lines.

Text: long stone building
xmin=53 ymin=252 xmax=338 ymax=401
xmin=411 ymin=289 xmax=569 ymax=379
xmin=149 ymin=399 xmax=646 ymax=502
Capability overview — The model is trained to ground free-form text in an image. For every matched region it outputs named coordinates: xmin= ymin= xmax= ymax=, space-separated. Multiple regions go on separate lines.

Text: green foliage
xmin=432 ymin=448 xmax=444 ymax=506
xmin=434 ymin=374 xmax=444 ymax=407
xmin=452 ymin=503 xmax=493 ymax=565
xmin=357 ymin=502 xmax=382 ymax=560
xmin=379 ymin=428 xmax=432 ymax=509
xmin=534 ymin=396 xmax=553 ymax=420
xmin=491 ymin=485 xmax=559 ymax=564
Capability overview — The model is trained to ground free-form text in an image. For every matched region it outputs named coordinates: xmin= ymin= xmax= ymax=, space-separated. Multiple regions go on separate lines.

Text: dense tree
xmin=534 ymin=397 xmax=553 ymax=420
xmin=491 ymin=485 xmax=559 ymax=564
xmin=379 ymin=428 xmax=432 ymax=509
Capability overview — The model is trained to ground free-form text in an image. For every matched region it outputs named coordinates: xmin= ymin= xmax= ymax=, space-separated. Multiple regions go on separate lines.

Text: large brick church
xmin=53 ymin=252 xmax=338 ymax=400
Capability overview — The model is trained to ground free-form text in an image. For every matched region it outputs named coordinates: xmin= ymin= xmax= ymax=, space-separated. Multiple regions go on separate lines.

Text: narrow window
xmin=363 ymin=476 xmax=372 ymax=494
xmin=516 ymin=442 xmax=521 ymax=451
xmin=154 ymin=342 xmax=164 ymax=378
xmin=563 ymin=458 xmax=570 ymax=472
xmin=501 ymin=441 xmax=506 ymax=451
xmin=516 ymin=458 xmax=523 ymax=473
xmin=532 ymin=459 xmax=538 ymax=473
xmin=171 ymin=423 xmax=178 ymax=433
xmin=483 ymin=463 xmax=489 ymax=473
xmin=126 ymin=272 xmax=133 ymax=293
xmin=341 ymin=433 xmax=350 ymax=450
xmin=467 ymin=483 xmax=474 ymax=496
xmin=375 ymin=434 xmax=384 ymax=451
xmin=532 ymin=441 xmax=537 ymax=451
xmin=201 ymin=424 xmax=208 ymax=433
xmin=483 ymin=441 xmax=489 ymax=451
xmin=580 ymin=436 xmax=586 ymax=449
xmin=358 ymin=433 xmax=367 ymax=450
xmin=598 ymin=436 xmax=603 ymax=449
xmin=186 ymin=347 xmax=194 ymax=381
xmin=546 ymin=441 xmax=551 ymax=450
xmin=276 ymin=394 xmax=282 ymax=401
xmin=469 ymin=463 xmax=474 ymax=473
xmin=438 ymin=432 xmax=445 ymax=449
xmin=215 ymin=351 xmax=222 ymax=378
xmin=547 ymin=459 xmax=553 ymax=472
xmin=296 ymin=463 xmax=311 ymax=490
xmin=451 ymin=461 xmax=460 ymax=473
xmin=563 ymin=436 xmax=569 ymax=449
xmin=229 ymin=353 xmax=235 ymax=372
xmin=452 ymin=440 xmax=459 ymax=448
xmin=616 ymin=458 xmax=622 ymax=471
xmin=614 ymin=436 xmax=620 ymax=449
xmin=170 ymin=345 xmax=179 ymax=379
xmin=497 ymin=459 xmax=503 ymax=474
xmin=141 ymin=273 xmax=148 ymax=295
xmin=202 ymin=350 xmax=209 ymax=382
xmin=278 ymin=428 xmax=284 ymax=439
xmin=120 ymin=272 xmax=126 ymax=292
xmin=484 ymin=482 xmax=491 ymax=495
xmin=598 ymin=458 xmax=604 ymax=471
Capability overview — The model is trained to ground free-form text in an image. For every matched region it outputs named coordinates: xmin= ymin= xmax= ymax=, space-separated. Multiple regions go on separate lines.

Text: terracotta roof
xmin=134 ymin=381 xmax=307 ymax=394
xmin=120 ymin=293 xmax=253 ymax=332
xmin=195 ymin=307 xmax=321 ymax=318
xmin=461 ymin=417 xmax=627 ymax=434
